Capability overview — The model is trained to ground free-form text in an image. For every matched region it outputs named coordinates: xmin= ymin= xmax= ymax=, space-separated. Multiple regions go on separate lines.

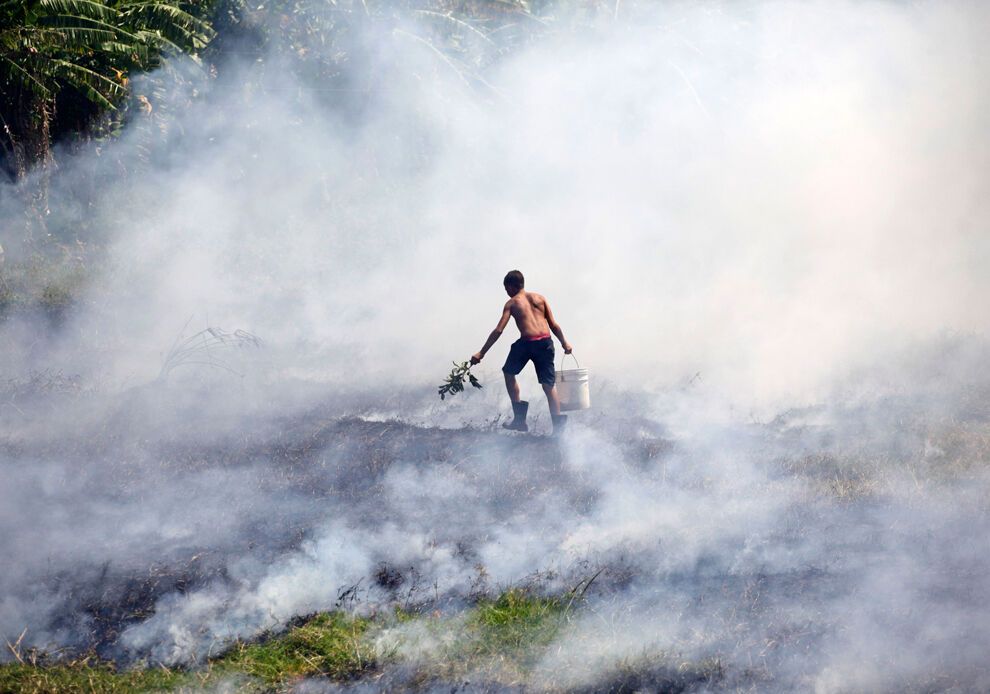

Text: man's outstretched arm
xmin=545 ymin=301 xmax=573 ymax=354
xmin=471 ymin=305 xmax=512 ymax=364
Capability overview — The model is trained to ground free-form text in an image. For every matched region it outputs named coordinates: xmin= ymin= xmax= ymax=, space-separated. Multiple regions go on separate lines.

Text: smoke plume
xmin=2 ymin=0 xmax=989 ymax=691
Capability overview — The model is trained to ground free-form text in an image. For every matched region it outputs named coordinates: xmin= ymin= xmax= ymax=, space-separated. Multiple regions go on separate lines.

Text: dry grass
xmin=776 ymin=419 xmax=990 ymax=502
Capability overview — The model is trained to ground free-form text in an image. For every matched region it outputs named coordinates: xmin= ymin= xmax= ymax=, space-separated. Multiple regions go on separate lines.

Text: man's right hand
xmin=470 ymin=352 xmax=483 ymax=365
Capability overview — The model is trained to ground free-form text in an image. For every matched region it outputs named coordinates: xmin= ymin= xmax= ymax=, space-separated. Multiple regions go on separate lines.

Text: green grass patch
xmin=395 ymin=588 xmax=573 ymax=685
xmin=0 ymin=591 xmax=576 ymax=692
xmin=470 ymin=588 xmax=569 ymax=660
xmin=0 ymin=660 xmax=190 ymax=694
xmin=216 ymin=611 xmax=375 ymax=686
xmin=0 ymin=611 xmax=375 ymax=692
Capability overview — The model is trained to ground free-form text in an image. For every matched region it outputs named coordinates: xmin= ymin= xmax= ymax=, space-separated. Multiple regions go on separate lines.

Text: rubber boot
xmin=551 ymin=414 xmax=568 ymax=436
xmin=502 ymin=400 xmax=529 ymax=432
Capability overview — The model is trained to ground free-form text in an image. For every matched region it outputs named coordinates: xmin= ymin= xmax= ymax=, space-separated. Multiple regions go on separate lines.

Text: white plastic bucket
xmin=557 ymin=354 xmax=590 ymax=411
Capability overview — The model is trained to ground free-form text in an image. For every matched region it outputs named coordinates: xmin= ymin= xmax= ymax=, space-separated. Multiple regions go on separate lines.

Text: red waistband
xmin=525 ymin=333 xmax=551 ymax=341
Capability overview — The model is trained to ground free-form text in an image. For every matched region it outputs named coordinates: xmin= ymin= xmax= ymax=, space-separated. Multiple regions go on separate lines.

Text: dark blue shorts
xmin=502 ymin=337 xmax=555 ymax=386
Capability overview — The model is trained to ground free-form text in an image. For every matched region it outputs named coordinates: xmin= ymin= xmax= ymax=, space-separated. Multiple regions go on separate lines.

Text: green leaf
xmin=437 ymin=359 xmax=483 ymax=401
xmin=37 ymin=0 xmax=119 ymax=22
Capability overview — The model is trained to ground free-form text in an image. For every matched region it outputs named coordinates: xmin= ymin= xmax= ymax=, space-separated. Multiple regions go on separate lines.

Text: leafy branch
xmin=438 ymin=361 xmax=482 ymax=401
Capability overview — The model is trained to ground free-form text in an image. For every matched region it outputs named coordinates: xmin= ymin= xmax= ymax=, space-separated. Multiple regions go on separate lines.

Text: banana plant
xmin=0 ymin=0 xmax=215 ymax=177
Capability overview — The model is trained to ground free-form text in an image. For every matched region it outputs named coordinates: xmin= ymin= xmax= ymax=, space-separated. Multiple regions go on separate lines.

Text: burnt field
xmin=2 ymin=366 xmax=990 ymax=692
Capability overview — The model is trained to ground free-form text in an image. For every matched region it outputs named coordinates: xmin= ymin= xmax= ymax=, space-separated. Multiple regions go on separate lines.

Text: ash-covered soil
xmin=2 ymin=377 xmax=990 ymax=692
xmin=1 ymin=382 xmax=668 ymax=656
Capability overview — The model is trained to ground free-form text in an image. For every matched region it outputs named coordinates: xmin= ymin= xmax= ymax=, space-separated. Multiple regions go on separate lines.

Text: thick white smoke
xmin=2 ymin=0 xmax=987 ymax=405
xmin=2 ymin=0 xmax=989 ymax=691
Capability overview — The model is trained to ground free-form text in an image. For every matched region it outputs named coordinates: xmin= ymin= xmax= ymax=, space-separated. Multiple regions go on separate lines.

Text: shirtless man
xmin=470 ymin=270 xmax=573 ymax=434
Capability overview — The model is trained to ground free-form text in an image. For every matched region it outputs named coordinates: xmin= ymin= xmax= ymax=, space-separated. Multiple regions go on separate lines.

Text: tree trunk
xmin=10 ymin=91 xmax=55 ymax=245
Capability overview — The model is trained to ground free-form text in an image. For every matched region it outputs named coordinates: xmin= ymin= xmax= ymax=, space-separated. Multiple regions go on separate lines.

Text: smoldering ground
xmin=2 ymin=0 xmax=990 ymax=691
xmin=3 ymin=348 xmax=990 ymax=691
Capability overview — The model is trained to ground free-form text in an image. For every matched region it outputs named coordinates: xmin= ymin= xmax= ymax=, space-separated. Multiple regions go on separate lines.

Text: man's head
xmin=503 ymin=270 xmax=524 ymax=296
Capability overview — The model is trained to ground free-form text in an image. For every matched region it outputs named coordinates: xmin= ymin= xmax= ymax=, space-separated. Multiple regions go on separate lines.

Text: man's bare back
xmin=471 ymin=288 xmax=572 ymax=363
xmin=507 ymin=291 xmax=552 ymax=339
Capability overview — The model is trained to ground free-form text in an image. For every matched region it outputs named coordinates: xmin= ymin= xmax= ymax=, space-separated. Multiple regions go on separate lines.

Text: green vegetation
xmin=438 ymin=361 xmax=483 ymax=400
xmin=216 ymin=611 xmax=375 ymax=686
xmin=470 ymin=589 xmax=568 ymax=661
xmin=0 ymin=611 xmax=376 ymax=692
xmin=379 ymin=588 xmax=572 ymax=686
xmin=1 ymin=0 xmax=541 ymax=181
xmin=1 ymin=0 xmax=215 ymax=177
xmin=1 ymin=0 xmax=544 ymax=258
xmin=0 ymin=590 xmax=573 ymax=692
xmin=0 ymin=659 xmax=190 ymax=693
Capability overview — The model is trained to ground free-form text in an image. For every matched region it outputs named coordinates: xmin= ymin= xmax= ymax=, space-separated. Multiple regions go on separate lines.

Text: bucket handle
xmin=559 ymin=352 xmax=580 ymax=377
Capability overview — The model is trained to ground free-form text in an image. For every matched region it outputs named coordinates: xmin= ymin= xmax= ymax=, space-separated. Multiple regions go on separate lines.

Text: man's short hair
xmin=504 ymin=270 xmax=524 ymax=289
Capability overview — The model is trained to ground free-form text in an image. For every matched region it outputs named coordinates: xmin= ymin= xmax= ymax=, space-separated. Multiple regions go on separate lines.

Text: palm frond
xmin=50 ymin=57 xmax=125 ymax=107
xmin=118 ymin=1 xmax=214 ymax=45
xmin=37 ymin=0 xmax=118 ymax=21
xmin=98 ymin=38 xmax=147 ymax=55
xmin=30 ymin=25 xmax=119 ymax=45
xmin=0 ymin=55 xmax=53 ymax=96
xmin=133 ymin=29 xmax=200 ymax=62
xmin=36 ymin=13 xmax=143 ymax=44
